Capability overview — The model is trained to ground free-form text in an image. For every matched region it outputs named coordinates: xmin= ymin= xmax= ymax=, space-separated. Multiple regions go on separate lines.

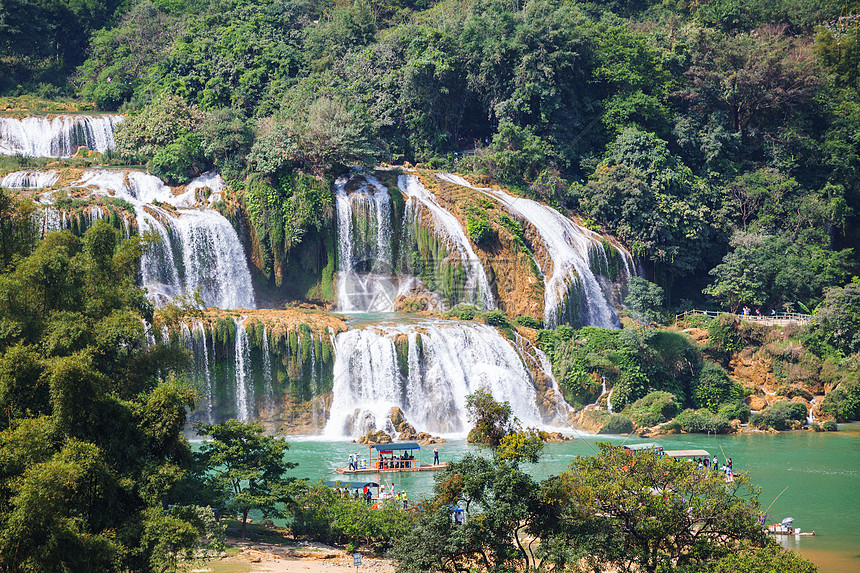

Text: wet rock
xmin=747 ymin=395 xmax=768 ymax=411
xmin=416 ymin=432 xmax=445 ymax=445
xmin=357 ymin=430 xmax=393 ymax=445
xmin=389 ymin=407 xmax=406 ymax=428
xmin=541 ymin=431 xmax=572 ymax=442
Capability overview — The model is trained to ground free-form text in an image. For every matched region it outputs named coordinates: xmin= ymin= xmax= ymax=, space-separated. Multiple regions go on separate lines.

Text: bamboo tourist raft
xmin=335 ymin=443 xmax=448 ymax=474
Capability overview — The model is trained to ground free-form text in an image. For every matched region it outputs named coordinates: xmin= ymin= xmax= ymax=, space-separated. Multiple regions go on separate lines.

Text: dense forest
xmin=3 ymin=0 xmax=859 ymax=308
xmin=2 ymin=0 xmax=860 ymax=571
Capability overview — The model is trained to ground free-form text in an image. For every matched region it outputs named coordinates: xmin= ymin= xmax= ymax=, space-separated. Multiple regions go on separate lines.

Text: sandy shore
xmin=193 ymin=540 xmax=395 ymax=573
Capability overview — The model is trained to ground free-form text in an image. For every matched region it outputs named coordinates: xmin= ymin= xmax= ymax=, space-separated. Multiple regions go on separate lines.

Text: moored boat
xmin=335 ymin=442 xmax=448 ymax=474
xmin=767 ymin=517 xmax=815 ymax=536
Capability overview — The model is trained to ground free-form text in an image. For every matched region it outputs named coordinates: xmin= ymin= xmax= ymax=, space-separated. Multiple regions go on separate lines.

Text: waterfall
xmin=234 ymin=317 xmax=252 ymax=422
xmin=325 ymin=320 xmax=549 ymax=438
xmin=398 ymin=174 xmax=495 ymax=309
xmin=334 ymin=172 xmax=496 ymax=311
xmin=335 ymin=174 xmax=400 ymax=311
xmin=194 ymin=321 xmax=214 ymax=424
xmin=0 ymin=115 xmax=123 ymax=157
xmin=606 ymin=389 xmax=614 ymax=414
xmin=71 ymin=169 xmax=255 ymax=309
xmin=437 ymin=173 xmax=630 ymax=328
xmin=262 ymin=325 xmax=273 ymax=406
xmin=807 ymin=398 xmax=817 ymax=425
xmin=1 ymin=170 xmax=59 ymax=188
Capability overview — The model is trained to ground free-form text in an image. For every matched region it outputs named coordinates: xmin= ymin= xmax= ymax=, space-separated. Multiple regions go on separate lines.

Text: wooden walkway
xmin=675 ymin=309 xmax=813 ymax=326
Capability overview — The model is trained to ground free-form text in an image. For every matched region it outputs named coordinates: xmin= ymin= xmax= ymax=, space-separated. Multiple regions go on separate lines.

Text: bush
xmin=676 ymin=408 xmax=731 ymax=434
xmin=706 ymin=314 xmax=744 ymax=361
xmin=481 ymin=310 xmax=514 ymax=339
xmin=820 ymin=377 xmax=860 ymax=422
xmin=718 ymin=401 xmax=751 ymax=423
xmin=481 ymin=310 xmax=510 ymax=328
xmin=148 ymin=132 xmax=208 ymax=184
xmin=822 ymin=420 xmax=838 ymax=431
xmin=625 ymin=391 xmax=680 ymax=428
xmin=693 ymin=362 xmax=744 ymax=413
xmin=445 ymin=304 xmax=480 ymax=321
xmin=466 ymin=215 xmax=494 ymax=246
xmin=513 ymin=315 xmax=542 ymax=329
xmin=749 ymin=401 xmax=807 ymax=430
xmin=598 ymin=413 xmax=634 ymax=434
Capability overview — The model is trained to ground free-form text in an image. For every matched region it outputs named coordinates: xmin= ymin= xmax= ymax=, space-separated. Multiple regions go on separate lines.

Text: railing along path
xmin=675 ymin=309 xmax=813 ymax=326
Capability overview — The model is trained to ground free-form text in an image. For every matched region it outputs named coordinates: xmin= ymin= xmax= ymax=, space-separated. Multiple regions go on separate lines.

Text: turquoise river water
xmin=265 ymin=424 xmax=860 ymax=572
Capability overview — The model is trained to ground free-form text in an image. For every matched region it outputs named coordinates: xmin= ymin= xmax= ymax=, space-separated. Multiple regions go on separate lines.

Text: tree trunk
xmin=242 ymin=509 xmax=248 ymax=539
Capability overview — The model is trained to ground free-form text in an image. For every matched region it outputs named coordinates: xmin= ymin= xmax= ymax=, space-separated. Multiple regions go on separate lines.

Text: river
xmin=278 ymin=424 xmax=860 ymax=573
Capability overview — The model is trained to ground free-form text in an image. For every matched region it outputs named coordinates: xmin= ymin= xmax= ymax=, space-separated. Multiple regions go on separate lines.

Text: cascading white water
xmin=262 ymin=325 xmax=273 ymax=406
xmin=194 ymin=321 xmax=214 ymax=424
xmin=325 ymin=320 xmax=546 ymax=438
xmin=335 ymin=174 xmax=401 ymax=311
xmin=72 ymin=169 xmax=256 ymax=309
xmin=437 ymin=173 xmax=627 ymax=328
xmin=234 ymin=317 xmax=252 ymax=422
xmin=0 ymin=115 xmax=123 ymax=157
xmin=399 ymin=174 xmax=496 ymax=310
xmin=1 ymin=170 xmax=59 ymax=188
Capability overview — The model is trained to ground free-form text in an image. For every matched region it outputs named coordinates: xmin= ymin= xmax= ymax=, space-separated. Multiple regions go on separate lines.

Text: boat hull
xmin=335 ymin=462 xmax=449 ymax=474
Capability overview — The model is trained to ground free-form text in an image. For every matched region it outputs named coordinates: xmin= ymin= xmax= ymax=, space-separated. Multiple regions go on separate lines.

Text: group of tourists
xmin=742 ymin=306 xmax=778 ymax=318
xmin=379 ymin=483 xmax=409 ymax=509
xmin=347 ymin=452 xmax=364 ymax=471
xmin=377 ymin=453 xmax=415 ymax=470
xmin=693 ymin=455 xmax=734 ymax=482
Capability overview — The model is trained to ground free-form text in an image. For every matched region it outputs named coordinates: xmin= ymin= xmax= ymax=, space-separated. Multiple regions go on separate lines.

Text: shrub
xmin=481 ymin=310 xmax=510 ymax=328
xmin=822 ymin=420 xmax=838 ymax=431
xmin=707 ymin=314 xmax=744 ymax=361
xmin=148 ymin=132 xmax=207 ymax=184
xmin=693 ymin=362 xmax=744 ymax=412
xmin=598 ymin=413 xmax=634 ymax=434
xmin=625 ymin=391 xmax=680 ymax=428
xmin=718 ymin=401 xmax=751 ymax=423
xmin=481 ymin=310 xmax=514 ymax=339
xmin=445 ymin=304 xmax=480 ymax=321
xmin=820 ymin=377 xmax=860 ymax=422
xmin=679 ymin=313 xmax=713 ymax=328
xmin=513 ymin=315 xmax=542 ymax=329
xmin=749 ymin=401 xmax=807 ymax=430
xmin=466 ymin=215 xmax=494 ymax=246
xmin=676 ymin=408 xmax=731 ymax=434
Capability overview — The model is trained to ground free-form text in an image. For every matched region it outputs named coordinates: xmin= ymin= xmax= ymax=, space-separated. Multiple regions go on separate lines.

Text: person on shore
xmin=712 ymin=455 xmax=718 ymax=468
xmin=434 ymin=448 xmax=439 ymax=465
xmin=401 ymin=490 xmax=408 ymax=509
xmin=756 ymin=307 xmax=761 ymax=317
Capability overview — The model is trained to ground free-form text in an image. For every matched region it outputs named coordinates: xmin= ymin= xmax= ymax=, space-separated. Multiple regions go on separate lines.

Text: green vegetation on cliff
xmin=5 ymin=0 xmax=858 ymax=309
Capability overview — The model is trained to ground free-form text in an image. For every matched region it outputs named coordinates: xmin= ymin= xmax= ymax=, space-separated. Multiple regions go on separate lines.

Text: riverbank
xmin=195 ymin=539 xmax=393 ymax=573
xmin=267 ymin=424 xmax=859 ymax=573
